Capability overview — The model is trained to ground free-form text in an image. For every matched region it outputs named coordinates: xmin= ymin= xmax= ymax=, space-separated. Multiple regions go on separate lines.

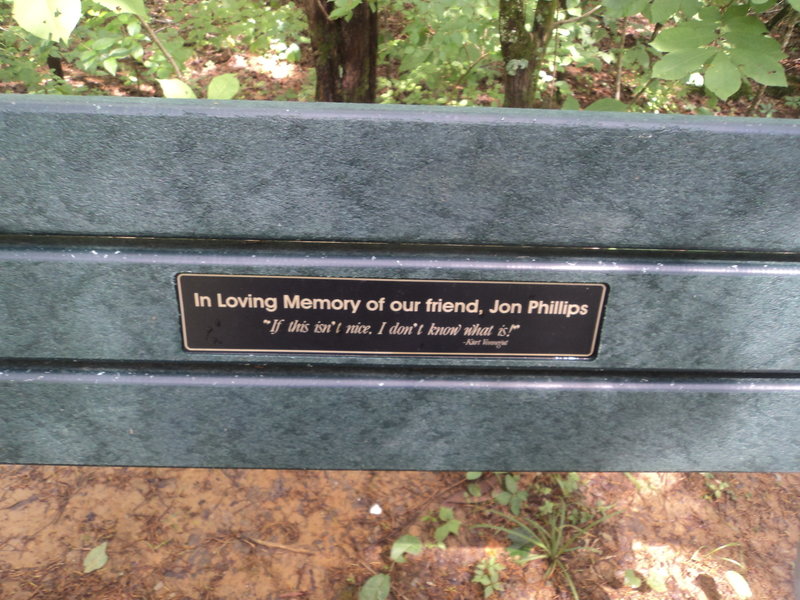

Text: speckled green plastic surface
xmin=1 ymin=95 xmax=800 ymax=470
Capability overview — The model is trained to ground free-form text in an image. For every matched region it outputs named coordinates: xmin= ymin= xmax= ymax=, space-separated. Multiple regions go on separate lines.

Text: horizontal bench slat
xmin=2 ymin=96 xmax=799 ymax=251
xmin=2 ymin=368 xmax=798 ymax=470
xmin=3 ymin=236 xmax=800 ymax=372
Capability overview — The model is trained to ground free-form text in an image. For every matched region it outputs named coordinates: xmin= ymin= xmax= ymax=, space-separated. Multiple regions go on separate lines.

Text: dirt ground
xmin=0 ymin=468 xmax=797 ymax=600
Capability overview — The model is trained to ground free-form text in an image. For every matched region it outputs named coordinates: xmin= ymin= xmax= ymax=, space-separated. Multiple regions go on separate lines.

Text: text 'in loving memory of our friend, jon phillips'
xmin=177 ymin=275 xmax=608 ymax=358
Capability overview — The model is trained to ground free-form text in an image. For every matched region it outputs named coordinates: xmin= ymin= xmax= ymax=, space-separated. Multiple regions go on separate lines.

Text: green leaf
xmin=467 ymin=483 xmax=482 ymax=497
xmin=540 ymin=499 xmax=556 ymax=515
xmin=359 ymin=573 xmax=390 ymax=600
xmin=131 ymin=44 xmax=144 ymax=61
xmin=92 ymin=37 xmax=118 ymax=51
xmin=678 ymin=0 xmax=702 ymax=16
xmin=83 ymin=541 xmax=109 ymax=574
xmin=466 ymin=472 xmax=483 ymax=481
xmin=329 ymin=0 xmax=362 ymax=20
xmin=729 ymin=47 xmax=787 ymax=86
xmin=725 ymin=31 xmax=786 ymax=86
xmin=158 ymin=79 xmax=197 ymax=99
xmin=721 ymin=5 xmax=748 ymax=19
xmin=207 ymin=73 xmax=240 ymax=100
xmin=723 ymin=15 xmax=767 ymax=36
xmin=586 ymin=98 xmax=628 ymax=111
xmin=558 ymin=472 xmax=581 ymax=496
xmin=95 ymin=0 xmax=147 ymax=18
xmin=725 ymin=31 xmax=784 ymax=58
xmin=789 ymin=0 xmax=800 ymax=10
xmin=603 ymin=0 xmax=649 ymax=19
xmin=697 ymin=5 xmax=720 ymax=20
xmin=624 ymin=569 xmax=642 ymax=588
xmin=434 ymin=519 xmax=460 ymax=543
xmin=504 ymin=475 xmax=518 ymax=493
xmin=751 ymin=0 xmax=778 ymax=12
xmin=650 ymin=0 xmax=682 ymax=23
xmin=494 ymin=490 xmax=512 ymax=505
xmin=652 ymin=47 xmax=716 ymax=80
xmin=704 ymin=52 xmax=741 ymax=100
xmin=510 ymin=495 xmax=524 ymax=515
xmin=650 ymin=21 xmax=717 ymax=52
xmin=389 ymin=535 xmax=422 ymax=563
xmin=328 ymin=6 xmax=350 ymax=19
xmin=439 ymin=506 xmax=454 ymax=522
xmin=561 ymin=96 xmax=580 ymax=110
xmin=102 ymin=57 xmax=118 ymax=76
xmin=12 ymin=0 xmax=81 ymax=43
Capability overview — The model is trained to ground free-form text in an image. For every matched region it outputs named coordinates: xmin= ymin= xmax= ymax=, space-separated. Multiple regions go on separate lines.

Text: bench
xmin=1 ymin=95 xmax=799 ymax=470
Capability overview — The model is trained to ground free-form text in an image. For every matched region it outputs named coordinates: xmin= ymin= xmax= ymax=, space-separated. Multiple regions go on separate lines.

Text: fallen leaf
xmin=83 ymin=541 xmax=108 ymax=574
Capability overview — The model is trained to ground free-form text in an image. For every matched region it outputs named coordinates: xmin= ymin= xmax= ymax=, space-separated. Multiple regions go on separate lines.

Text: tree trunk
xmin=500 ymin=0 xmax=535 ymax=107
xmin=297 ymin=0 xmax=377 ymax=103
xmin=528 ymin=0 xmax=557 ymax=99
xmin=47 ymin=55 xmax=64 ymax=78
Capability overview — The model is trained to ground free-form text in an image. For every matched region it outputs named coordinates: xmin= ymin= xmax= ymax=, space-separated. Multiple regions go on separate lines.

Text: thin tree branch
xmin=136 ymin=15 xmax=183 ymax=80
xmin=780 ymin=10 xmax=799 ymax=52
xmin=239 ymin=536 xmax=314 ymax=555
xmin=452 ymin=50 xmax=489 ymax=93
xmin=315 ymin=0 xmax=333 ymax=22
xmin=554 ymin=5 xmax=601 ymax=27
xmin=529 ymin=0 xmax=559 ymax=102
xmin=631 ymin=77 xmax=654 ymax=105
xmin=614 ymin=18 xmax=628 ymax=101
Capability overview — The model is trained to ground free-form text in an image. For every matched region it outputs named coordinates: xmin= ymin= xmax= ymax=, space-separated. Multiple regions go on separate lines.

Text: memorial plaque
xmin=177 ymin=274 xmax=607 ymax=357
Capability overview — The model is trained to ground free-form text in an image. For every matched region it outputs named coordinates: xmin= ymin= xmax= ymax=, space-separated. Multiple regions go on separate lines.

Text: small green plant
xmin=358 ymin=533 xmax=422 ymax=600
xmin=555 ymin=472 xmax=581 ymax=497
xmin=432 ymin=506 xmax=461 ymax=544
xmin=493 ymin=473 xmax=528 ymax=516
xmin=465 ymin=471 xmax=483 ymax=498
xmin=476 ymin=500 xmax=616 ymax=600
xmin=701 ymin=473 xmax=735 ymax=501
xmin=472 ymin=555 xmax=505 ymax=597
xmin=534 ymin=473 xmax=589 ymax=518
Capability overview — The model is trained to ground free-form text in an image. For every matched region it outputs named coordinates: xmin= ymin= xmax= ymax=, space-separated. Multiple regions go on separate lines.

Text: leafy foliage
xmin=433 ymin=506 xmax=462 ymax=543
xmin=493 ymin=473 xmax=528 ymax=516
xmin=1 ymin=0 xmax=797 ymax=114
xmin=476 ymin=501 xmax=616 ymax=600
xmin=379 ymin=0 xmax=502 ymax=105
xmin=649 ymin=4 xmax=788 ymax=100
xmin=472 ymin=555 xmax=506 ymax=597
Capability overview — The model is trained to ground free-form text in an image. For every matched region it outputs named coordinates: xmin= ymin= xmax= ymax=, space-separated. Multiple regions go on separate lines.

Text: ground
xmin=0 ymin=468 xmax=798 ymax=599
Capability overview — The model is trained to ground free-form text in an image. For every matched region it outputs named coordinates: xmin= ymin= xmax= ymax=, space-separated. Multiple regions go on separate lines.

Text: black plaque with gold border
xmin=177 ymin=274 xmax=607 ymax=358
